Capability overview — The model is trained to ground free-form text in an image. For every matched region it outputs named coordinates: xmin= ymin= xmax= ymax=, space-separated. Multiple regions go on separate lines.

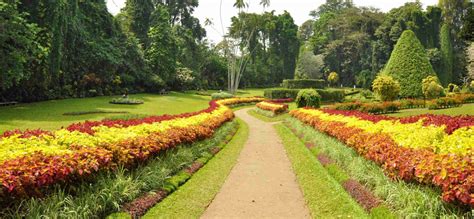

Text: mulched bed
xmin=317 ymin=154 xmax=333 ymax=166
xmin=343 ymin=179 xmax=382 ymax=211
xmin=118 ymin=126 xmax=238 ymax=218
xmin=123 ymin=190 xmax=168 ymax=218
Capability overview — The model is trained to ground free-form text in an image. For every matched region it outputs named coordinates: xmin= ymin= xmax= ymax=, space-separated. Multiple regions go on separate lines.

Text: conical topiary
xmin=383 ymin=30 xmax=436 ymax=97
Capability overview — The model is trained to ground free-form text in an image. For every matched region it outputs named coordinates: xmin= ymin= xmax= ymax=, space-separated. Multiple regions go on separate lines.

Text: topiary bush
xmin=372 ymin=75 xmax=400 ymax=101
xmin=211 ymin=92 xmax=234 ymax=100
xmin=447 ymin=83 xmax=461 ymax=93
xmin=282 ymin=79 xmax=325 ymax=89
xmin=296 ymin=89 xmax=321 ymax=108
xmin=384 ymin=30 xmax=436 ymax=97
xmin=328 ymin=72 xmax=339 ymax=86
xmin=422 ymin=76 xmax=445 ymax=99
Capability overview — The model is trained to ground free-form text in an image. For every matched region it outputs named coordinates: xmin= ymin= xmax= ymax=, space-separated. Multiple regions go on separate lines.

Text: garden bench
xmin=0 ymin=101 xmax=18 ymax=107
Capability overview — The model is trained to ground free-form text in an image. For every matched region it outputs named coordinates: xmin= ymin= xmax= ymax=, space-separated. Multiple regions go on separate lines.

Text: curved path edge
xmin=201 ymin=108 xmax=310 ymax=219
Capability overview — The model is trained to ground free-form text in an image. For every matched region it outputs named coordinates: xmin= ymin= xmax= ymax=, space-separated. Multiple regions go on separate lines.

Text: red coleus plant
xmin=290 ymin=109 xmax=474 ymax=207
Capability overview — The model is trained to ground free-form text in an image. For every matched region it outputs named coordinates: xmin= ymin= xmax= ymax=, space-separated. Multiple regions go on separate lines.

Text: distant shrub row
xmin=211 ymin=92 xmax=234 ymax=100
xmin=282 ymin=79 xmax=325 ymax=89
xmin=264 ymin=88 xmax=344 ymax=103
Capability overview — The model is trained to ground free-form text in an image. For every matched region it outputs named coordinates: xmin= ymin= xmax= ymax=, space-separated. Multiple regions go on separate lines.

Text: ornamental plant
xmin=372 ymin=75 xmax=400 ymax=101
xmin=328 ymin=72 xmax=339 ymax=86
xmin=448 ymin=83 xmax=461 ymax=93
xmin=422 ymin=76 xmax=445 ymax=99
xmin=384 ymin=30 xmax=436 ymax=97
xmin=296 ymin=89 xmax=321 ymax=108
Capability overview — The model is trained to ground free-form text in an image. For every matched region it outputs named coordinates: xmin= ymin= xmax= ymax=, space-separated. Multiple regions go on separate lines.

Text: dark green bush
xmin=282 ymin=79 xmax=325 ymax=89
xmin=264 ymin=89 xmax=300 ymax=99
xmin=296 ymin=89 xmax=321 ymax=108
xmin=211 ymin=92 xmax=234 ymax=100
xmin=317 ymin=89 xmax=345 ymax=102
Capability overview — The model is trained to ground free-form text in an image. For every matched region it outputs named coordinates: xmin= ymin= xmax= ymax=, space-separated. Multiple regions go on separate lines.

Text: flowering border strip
xmin=290 ymin=109 xmax=474 ymax=207
xmin=0 ymin=97 xmax=264 ymax=198
xmin=256 ymin=101 xmax=289 ymax=115
xmin=119 ymin=122 xmax=239 ymax=218
xmin=286 ymin=123 xmax=383 ymax=212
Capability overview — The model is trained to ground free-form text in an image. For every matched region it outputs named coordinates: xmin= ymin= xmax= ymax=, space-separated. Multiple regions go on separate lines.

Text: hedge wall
xmin=264 ymin=88 xmax=345 ymax=102
xmin=282 ymin=79 xmax=325 ymax=89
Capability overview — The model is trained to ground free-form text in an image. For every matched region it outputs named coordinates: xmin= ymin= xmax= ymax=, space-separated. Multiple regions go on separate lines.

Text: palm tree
xmin=260 ymin=0 xmax=270 ymax=9
xmin=233 ymin=0 xmax=248 ymax=11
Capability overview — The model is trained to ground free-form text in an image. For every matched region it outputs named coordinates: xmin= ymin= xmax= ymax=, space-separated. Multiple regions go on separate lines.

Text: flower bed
xmin=0 ymin=97 xmax=263 ymax=198
xmin=256 ymin=101 xmax=289 ymax=115
xmin=290 ymin=108 xmax=474 ymax=207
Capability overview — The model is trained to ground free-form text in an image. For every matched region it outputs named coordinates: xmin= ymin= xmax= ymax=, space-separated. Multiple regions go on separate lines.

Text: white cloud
xmin=107 ymin=0 xmax=439 ymax=44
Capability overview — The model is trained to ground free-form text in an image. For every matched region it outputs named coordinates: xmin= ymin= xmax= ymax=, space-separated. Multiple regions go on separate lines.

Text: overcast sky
xmin=106 ymin=0 xmax=438 ymax=44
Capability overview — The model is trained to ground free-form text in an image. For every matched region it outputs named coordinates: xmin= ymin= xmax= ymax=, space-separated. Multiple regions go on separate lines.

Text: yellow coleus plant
xmin=296 ymin=109 xmax=473 ymax=155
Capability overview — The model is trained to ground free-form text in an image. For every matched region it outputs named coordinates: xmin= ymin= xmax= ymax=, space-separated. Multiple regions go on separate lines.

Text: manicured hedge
xmin=282 ymin=79 xmax=325 ymax=89
xmin=264 ymin=89 xmax=300 ymax=99
xmin=264 ymin=88 xmax=344 ymax=103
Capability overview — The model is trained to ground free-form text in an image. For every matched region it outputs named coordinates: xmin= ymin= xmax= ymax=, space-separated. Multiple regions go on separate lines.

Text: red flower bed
xmin=291 ymin=110 xmax=474 ymax=207
xmin=321 ymin=109 xmax=474 ymax=134
xmin=1 ymin=129 xmax=53 ymax=139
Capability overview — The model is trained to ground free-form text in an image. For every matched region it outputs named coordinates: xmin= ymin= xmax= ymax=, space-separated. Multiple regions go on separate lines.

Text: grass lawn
xmin=142 ymin=119 xmax=249 ymax=218
xmin=390 ymin=103 xmax=474 ymax=117
xmin=0 ymin=89 xmax=270 ymax=134
xmin=274 ymin=124 xmax=368 ymax=218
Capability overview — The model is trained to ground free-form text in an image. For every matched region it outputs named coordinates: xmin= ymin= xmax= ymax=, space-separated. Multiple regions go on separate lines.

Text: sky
xmin=106 ymin=0 xmax=438 ymax=44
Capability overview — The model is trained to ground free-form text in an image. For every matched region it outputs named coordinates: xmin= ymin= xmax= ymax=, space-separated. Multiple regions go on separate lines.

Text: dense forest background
xmin=1 ymin=0 xmax=473 ymax=102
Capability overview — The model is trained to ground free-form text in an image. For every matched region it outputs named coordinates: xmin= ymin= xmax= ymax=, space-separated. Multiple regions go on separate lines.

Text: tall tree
xmin=146 ymin=5 xmax=178 ymax=86
xmin=440 ymin=24 xmax=454 ymax=85
xmin=122 ymin=0 xmax=154 ymax=47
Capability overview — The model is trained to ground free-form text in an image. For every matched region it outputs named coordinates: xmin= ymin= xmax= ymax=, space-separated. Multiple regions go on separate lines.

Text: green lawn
xmin=274 ymin=124 xmax=368 ymax=218
xmin=0 ymin=89 xmax=270 ymax=134
xmin=390 ymin=103 xmax=474 ymax=117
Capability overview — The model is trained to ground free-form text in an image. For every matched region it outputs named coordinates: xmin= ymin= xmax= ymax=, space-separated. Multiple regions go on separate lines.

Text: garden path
xmin=201 ymin=108 xmax=310 ymax=218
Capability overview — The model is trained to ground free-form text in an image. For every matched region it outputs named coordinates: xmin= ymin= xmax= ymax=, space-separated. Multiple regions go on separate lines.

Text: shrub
xmin=211 ymin=92 xmax=234 ymax=100
xmin=110 ymin=98 xmax=144 ymax=105
xmin=384 ymin=30 xmax=436 ymax=97
xmin=427 ymin=97 xmax=462 ymax=109
xmin=398 ymin=99 xmax=425 ymax=109
xmin=282 ymin=79 xmax=325 ymax=89
xmin=328 ymin=72 xmax=339 ymax=86
xmin=422 ymin=76 xmax=445 ymax=99
xmin=317 ymin=89 xmax=345 ymax=102
xmin=470 ymin=81 xmax=474 ymax=92
xmin=264 ymin=89 xmax=300 ymax=99
xmin=296 ymin=89 xmax=321 ymax=108
xmin=447 ymin=83 xmax=460 ymax=93
xmin=372 ymin=75 xmax=400 ymax=101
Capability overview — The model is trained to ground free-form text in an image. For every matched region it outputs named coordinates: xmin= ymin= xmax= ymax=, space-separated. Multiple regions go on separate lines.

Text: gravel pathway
xmin=201 ymin=108 xmax=310 ymax=219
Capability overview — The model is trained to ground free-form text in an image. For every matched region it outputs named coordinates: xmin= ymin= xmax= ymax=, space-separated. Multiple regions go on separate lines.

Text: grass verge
xmin=0 ymin=121 xmax=238 ymax=218
xmin=274 ymin=124 xmax=368 ymax=218
xmin=285 ymin=118 xmax=472 ymax=218
xmin=142 ymin=119 xmax=249 ymax=218
xmin=248 ymin=108 xmax=290 ymax=122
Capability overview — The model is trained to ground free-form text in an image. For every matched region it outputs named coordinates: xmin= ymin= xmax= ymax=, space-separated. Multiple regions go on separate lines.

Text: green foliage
xmin=295 ymin=51 xmax=324 ymax=79
xmin=146 ymin=5 xmax=178 ymax=87
xmin=229 ymin=11 xmax=300 ymax=86
xmin=264 ymin=89 xmax=301 ymax=99
xmin=282 ymin=79 xmax=325 ymax=89
xmin=296 ymin=89 xmax=321 ymax=108
xmin=316 ymin=89 xmax=345 ymax=102
xmin=211 ymin=92 xmax=234 ymax=100
xmin=372 ymin=75 xmax=400 ymax=101
xmin=447 ymin=83 xmax=460 ymax=93
xmin=0 ymin=1 xmax=44 ymax=90
xmin=422 ymin=76 xmax=445 ymax=99
xmin=122 ymin=0 xmax=154 ymax=46
xmin=328 ymin=72 xmax=339 ymax=86
xmin=440 ymin=24 xmax=453 ymax=86
xmin=383 ymin=30 xmax=436 ymax=97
